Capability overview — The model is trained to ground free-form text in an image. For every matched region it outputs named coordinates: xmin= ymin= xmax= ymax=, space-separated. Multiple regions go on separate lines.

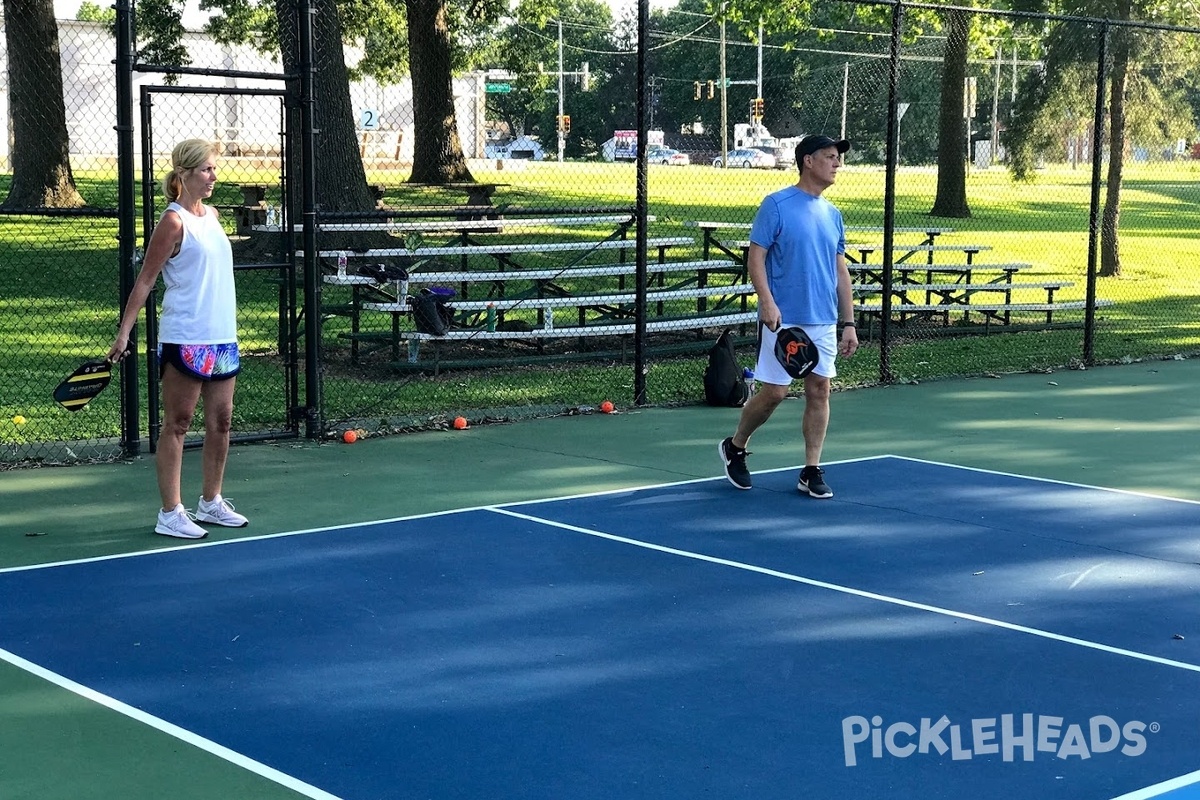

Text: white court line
xmin=489 ymin=506 xmax=1200 ymax=676
xmin=0 ymin=456 xmax=881 ymax=577
xmin=5 ymin=452 xmax=1193 ymax=579
xmin=883 ymin=453 xmax=1200 ymax=507
xmin=2 ymin=454 xmax=1195 ymax=800
xmin=1108 ymin=769 xmax=1200 ymax=800
xmin=0 ymin=647 xmax=343 ymax=800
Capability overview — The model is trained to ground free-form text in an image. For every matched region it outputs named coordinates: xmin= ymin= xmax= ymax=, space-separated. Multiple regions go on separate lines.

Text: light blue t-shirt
xmin=748 ymin=185 xmax=845 ymax=325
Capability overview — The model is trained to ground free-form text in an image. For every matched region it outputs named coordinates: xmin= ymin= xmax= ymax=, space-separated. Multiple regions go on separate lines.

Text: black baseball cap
xmin=796 ymin=134 xmax=852 ymax=160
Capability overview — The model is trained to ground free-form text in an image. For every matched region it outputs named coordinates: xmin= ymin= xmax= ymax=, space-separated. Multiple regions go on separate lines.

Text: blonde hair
xmin=162 ymin=139 xmax=220 ymax=202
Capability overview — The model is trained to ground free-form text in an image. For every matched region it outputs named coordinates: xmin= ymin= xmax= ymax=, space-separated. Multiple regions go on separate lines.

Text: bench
xmin=350 ymin=260 xmax=748 ymax=360
xmin=317 ymin=236 xmax=693 ymax=262
xmin=855 ymin=280 xmax=1074 ymax=325
xmin=364 ymin=280 xmax=752 ymax=324
xmin=849 ymin=262 xmax=1031 ymax=287
xmin=321 ymin=236 xmax=697 ymax=287
xmin=844 ymin=243 xmax=993 ymax=265
xmin=727 ymin=240 xmax=993 ymax=268
xmin=311 ymin=214 xmax=643 ymax=235
xmin=687 ymin=220 xmax=955 ymax=263
xmin=227 ymin=183 xmax=271 ymax=235
xmin=386 ymin=311 xmax=760 ymax=370
xmin=855 ymin=298 xmax=1114 ymax=332
xmin=319 ymin=221 xmax=748 ymax=367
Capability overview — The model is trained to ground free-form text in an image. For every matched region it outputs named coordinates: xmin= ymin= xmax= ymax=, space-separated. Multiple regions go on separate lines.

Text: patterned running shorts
xmin=158 ymin=342 xmax=241 ymax=381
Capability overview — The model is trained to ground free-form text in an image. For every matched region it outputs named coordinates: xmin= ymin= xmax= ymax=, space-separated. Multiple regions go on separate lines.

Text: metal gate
xmin=138 ymin=85 xmax=300 ymax=450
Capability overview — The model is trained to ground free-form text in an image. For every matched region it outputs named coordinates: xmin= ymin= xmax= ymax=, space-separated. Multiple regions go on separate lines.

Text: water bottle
xmin=336 ymin=250 xmax=348 ymax=279
xmin=266 ymin=205 xmax=279 ymax=227
xmin=486 ymin=303 xmax=497 ymax=332
xmin=545 ymin=306 xmax=554 ymax=331
xmin=743 ymin=366 xmax=755 ymax=396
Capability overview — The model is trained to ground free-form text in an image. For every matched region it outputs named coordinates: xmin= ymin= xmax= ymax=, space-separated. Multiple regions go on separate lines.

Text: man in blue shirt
xmin=719 ymin=134 xmax=859 ymax=498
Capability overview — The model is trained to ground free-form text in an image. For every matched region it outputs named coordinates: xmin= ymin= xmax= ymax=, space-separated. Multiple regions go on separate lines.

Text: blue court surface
xmin=2 ymin=455 xmax=1199 ymax=800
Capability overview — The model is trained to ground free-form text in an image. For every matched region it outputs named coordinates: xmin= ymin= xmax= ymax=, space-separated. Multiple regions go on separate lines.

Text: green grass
xmin=3 ymin=159 xmax=1199 ymax=454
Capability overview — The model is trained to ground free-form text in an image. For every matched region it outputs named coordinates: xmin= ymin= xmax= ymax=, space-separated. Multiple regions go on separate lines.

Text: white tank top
xmin=157 ymin=202 xmax=238 ymax=344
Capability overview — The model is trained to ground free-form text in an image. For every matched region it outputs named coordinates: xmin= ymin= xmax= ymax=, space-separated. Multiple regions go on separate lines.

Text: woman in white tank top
xmin=109 ymin=139 xmax=251 ymax=540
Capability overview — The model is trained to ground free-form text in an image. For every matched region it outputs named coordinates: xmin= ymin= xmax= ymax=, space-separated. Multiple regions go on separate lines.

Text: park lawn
xmin=3 ymin=160 xmax=1198 ymax=448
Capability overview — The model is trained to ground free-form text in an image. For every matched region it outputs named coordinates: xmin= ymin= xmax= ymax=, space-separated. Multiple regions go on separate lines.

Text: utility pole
xmin=719 ymin=5 xmax=728 ymax=164
xmin=756 ymin=19 xmax=763 ymax=102
xmin=841 ymin=62 xmax=849 ymax=140
xmin=557 ymin=19 xmax=565 ymax=163
xmin=991 ymin=45 xmax=1002 ymax=166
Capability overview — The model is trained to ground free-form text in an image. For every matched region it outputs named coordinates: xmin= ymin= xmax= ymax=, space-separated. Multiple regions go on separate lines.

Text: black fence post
xmin=1083 ymin=20 xmax=1108 ymax=366
xmin=879 ymin=0 xmax=905 ymax=385
xmin=298 ymin=0 xmax=323 ymax=438
xmin=633 ymin=0 xmax=650 ymax=407
xmin=114 ymin=0 xmax=140 ymax=456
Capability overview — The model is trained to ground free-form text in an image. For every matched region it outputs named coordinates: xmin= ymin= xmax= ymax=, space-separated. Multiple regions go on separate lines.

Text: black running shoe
xmin=719 ymin=437 xmax=752 ymax=489
xmin=798 ymin=465 xmax=833 ymax=498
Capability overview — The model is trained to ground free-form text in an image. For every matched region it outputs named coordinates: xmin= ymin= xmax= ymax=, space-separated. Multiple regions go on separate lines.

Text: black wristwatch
xmin=838 ymin=321 xmax=856 ymax=330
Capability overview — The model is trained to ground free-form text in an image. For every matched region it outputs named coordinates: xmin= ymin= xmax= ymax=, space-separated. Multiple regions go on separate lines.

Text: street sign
xmin=485 ymin=83 xmax=512 ymax=93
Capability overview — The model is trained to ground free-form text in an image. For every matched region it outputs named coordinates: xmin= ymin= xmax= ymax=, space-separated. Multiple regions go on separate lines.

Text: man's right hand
xmin=758 ymin=300 xmax=782 ymax=332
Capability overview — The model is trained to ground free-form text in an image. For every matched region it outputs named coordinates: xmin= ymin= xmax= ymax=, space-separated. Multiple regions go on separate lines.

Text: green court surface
xmin=2 ymin=358 xmax=1198 ymax=799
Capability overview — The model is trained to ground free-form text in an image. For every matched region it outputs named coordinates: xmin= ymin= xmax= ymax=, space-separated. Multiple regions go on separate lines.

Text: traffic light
xmin=751 ymin=98 xmax=764 ymax=120
xmin=561 ymin=115 xmax=571 ymax=135
xmin=694 ymin=81 xmax=701 ymax=100
xmin=707 ymin=80 xmax=715 ymax=100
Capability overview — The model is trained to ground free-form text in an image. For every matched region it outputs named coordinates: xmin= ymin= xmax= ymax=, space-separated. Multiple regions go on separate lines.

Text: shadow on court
xmin=1 ymin=457 xmax=1198 ymax=799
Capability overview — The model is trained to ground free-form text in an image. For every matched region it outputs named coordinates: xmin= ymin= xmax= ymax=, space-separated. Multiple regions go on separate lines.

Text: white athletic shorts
xmin=753 ymin=321 xmax=838 ymax=385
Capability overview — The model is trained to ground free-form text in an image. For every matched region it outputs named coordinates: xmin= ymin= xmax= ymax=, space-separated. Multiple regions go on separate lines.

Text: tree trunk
xmin=405 ymin=0 xmax=473 ymax=184
xmin=929 ymin=7 xmax=971 ymax=219
xmin=276 ymin=0 xmax=376 ymax=214
xmin=1099 ymin=23 xmax=1131 ymax=278
xmin=1 ymin=0 xmax=86 ymax=209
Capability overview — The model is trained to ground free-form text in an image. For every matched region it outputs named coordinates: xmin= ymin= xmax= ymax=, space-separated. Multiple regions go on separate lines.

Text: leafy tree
xmin=76 ymin=1 xmax=116 ymax=23
xmin=713 ymin=0 xmax=1020 ymax=218
xmin=1004 ymin=1 xmax=1200 ymax=276
xmin=486 ymin=0 xmax=616 ymax=159
xmin=1 ymin=0 xmax=87 ymax=209
xmin=142 ymin=0 xmax=508 ymax=195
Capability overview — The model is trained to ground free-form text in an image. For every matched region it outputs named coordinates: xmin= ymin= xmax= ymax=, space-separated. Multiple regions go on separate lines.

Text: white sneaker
xmin=155 ymin=504 xmax=208 ymax=539
xmin=195 ymin=494 xmax=249 ymax=528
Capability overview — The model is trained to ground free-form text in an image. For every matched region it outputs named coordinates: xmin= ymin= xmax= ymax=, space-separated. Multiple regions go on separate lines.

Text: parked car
xmin=752 ymin=145 xmax=795 ymax=170
xmin=712 ymin=148 xmax=776 ymax=169
xmin=649 ymin=146 xmax=691 ymax=166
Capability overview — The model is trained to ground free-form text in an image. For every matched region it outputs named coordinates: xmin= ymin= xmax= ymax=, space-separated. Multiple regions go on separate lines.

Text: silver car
xmin=712 ymin=148 xmax=777 ymax=169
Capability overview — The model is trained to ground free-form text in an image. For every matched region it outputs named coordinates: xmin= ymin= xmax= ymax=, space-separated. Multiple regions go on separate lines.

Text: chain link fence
xmin=2 ymin=1 xmax=1198 ymax=467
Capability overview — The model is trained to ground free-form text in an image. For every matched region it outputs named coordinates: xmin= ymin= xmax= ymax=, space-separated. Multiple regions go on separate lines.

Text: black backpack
xmin=410 ymin=288 xmax=457 ymax=336
xmin=703 ymin=330 xmax=749 ymax=407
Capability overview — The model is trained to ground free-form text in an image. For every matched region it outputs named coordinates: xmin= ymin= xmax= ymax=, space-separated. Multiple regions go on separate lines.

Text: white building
xmin=0 ymin=16 xmax=492 ymax=167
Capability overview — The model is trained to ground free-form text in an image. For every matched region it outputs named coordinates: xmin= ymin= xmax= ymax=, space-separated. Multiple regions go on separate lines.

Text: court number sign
xmin=360 ymin=109 xmax=380 ymax=130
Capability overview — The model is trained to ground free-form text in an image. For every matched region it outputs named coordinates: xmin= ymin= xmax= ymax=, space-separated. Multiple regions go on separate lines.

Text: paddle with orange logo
xmin=773 ymin=326 xmax=820 ymax=379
